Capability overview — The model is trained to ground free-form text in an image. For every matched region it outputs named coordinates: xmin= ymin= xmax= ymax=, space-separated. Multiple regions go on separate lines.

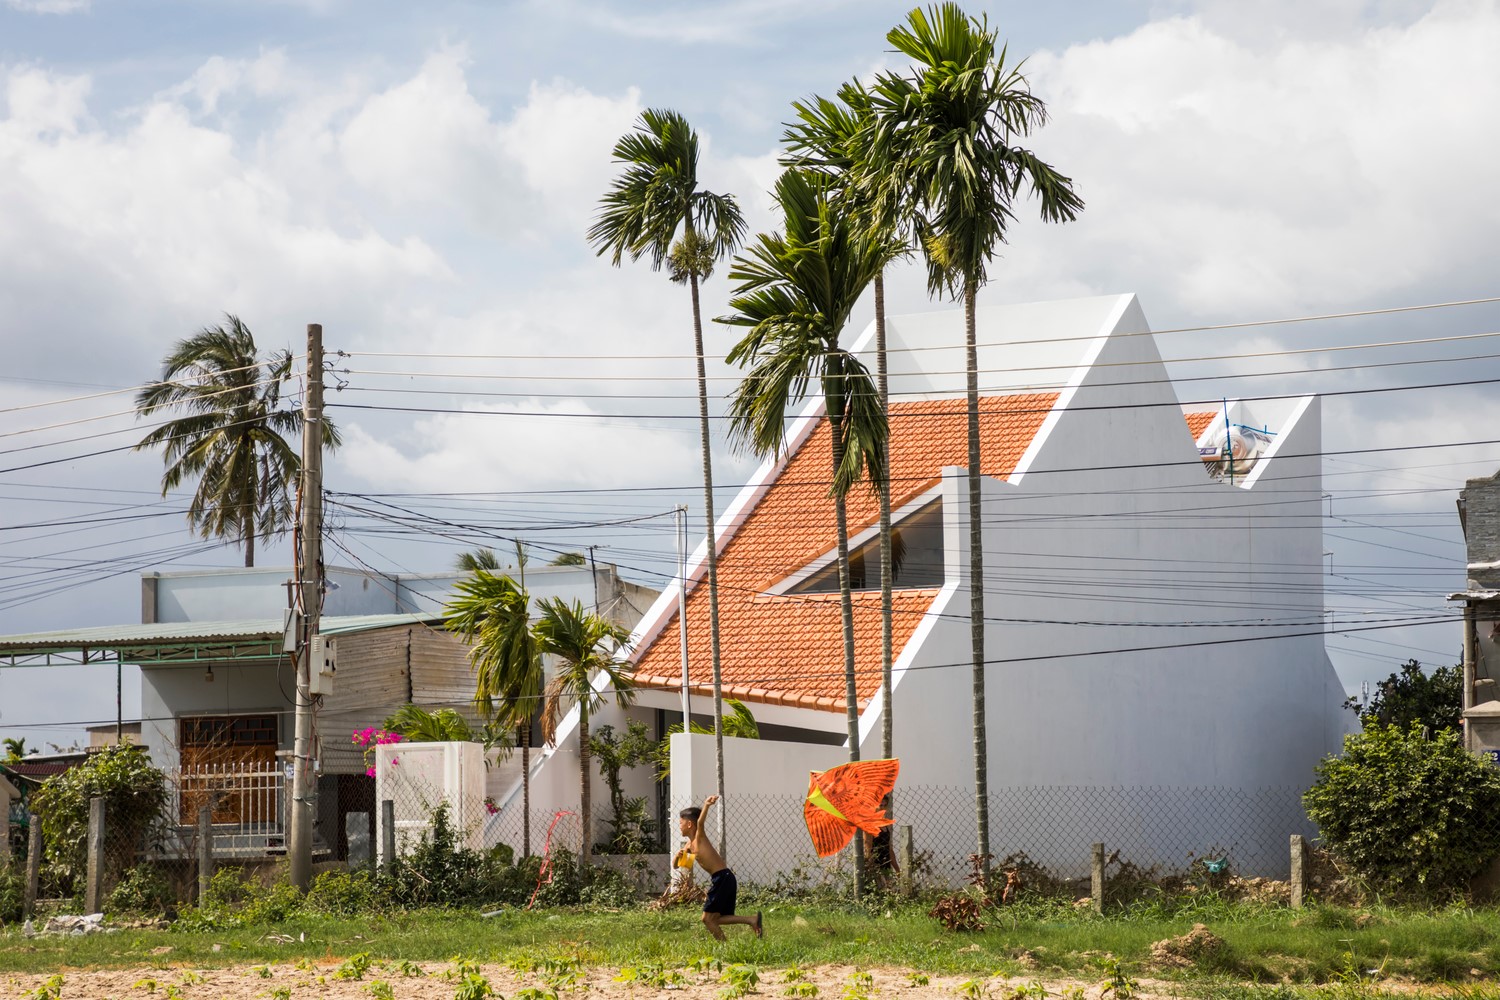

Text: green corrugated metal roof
xmin=0 ymin=613 xmax=445 ymax=662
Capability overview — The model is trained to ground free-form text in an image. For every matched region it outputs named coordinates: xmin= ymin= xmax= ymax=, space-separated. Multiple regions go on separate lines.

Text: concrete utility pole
xmin=288 ymin=322 xmax=324 ymax=889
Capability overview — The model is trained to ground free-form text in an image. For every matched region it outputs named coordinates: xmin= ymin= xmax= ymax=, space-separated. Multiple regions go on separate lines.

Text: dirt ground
xmin=2 ymin=961 xmax=1154 ymax=1000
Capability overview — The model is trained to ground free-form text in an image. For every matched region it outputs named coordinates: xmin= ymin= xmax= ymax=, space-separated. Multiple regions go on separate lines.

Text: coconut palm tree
xmin=782 ymin=79 xmax=911 ymax=769
xmin=534 ymin=597 xmax=636 ymax=866
xmin=871 ymin=3 xmax=1084 ymax=870
xmin=134 ymin=316 xmax=340 ymax=567
xmin=721 ymin=167 xmax=901 ymax=897
xmin=445 ymin=569 xmax=542 ymax=857
xmin=589 ymin=108 xmax=746 ymax=850
xmin=455 ymin=548 xmax=502 ymax=572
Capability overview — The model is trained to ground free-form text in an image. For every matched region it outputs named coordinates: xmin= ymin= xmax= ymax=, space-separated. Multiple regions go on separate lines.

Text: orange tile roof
xmin=632 ymin=393 xmax=1058 ymax=714
xmin=1185 ymin=410 xmax=1220 ymax=439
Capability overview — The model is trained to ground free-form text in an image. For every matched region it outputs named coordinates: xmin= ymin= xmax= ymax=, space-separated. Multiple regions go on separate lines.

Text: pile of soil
xmin=1148 ymin=923 xmax=1225 ymax=970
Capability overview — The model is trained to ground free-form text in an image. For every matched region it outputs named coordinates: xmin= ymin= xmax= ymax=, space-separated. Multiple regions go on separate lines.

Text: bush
xmin=105 ymin=864 xmax=173 ymax=916
xmin=28 ymin=745 xmax=169 ymax=896
xmin=1304 ymin=724 xmax=1500 ymax=896
xmin=173 ymin=865 xmax=303 ymax=930
xmin=380 ymin=804 xmax=502 ymax=908
xmin=0 ymin=862 xmax=23 ymax=925
xmin=305 ymin=868 xmax=388 ymax=916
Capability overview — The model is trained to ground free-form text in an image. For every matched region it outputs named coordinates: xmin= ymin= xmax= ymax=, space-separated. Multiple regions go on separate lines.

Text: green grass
xmin=4 ymin=901 xmax=1500 ymax=988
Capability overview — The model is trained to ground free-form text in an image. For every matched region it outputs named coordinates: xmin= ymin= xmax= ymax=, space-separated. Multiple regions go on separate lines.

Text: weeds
xmin=720 ymin=963 xmax=761 ymax=999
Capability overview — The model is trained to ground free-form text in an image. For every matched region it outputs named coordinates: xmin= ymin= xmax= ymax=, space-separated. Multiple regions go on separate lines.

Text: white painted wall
xmin=149 ymin=566 xmax=400 ymax=623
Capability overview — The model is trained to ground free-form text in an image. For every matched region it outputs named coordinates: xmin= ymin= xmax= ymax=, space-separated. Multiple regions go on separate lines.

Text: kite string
xmin=527 ymin=810 xmax=577 ymax=910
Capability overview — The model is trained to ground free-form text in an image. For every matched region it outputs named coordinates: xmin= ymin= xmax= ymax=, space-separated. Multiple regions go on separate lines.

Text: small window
xmin=787 ymin=499 xmax=945 ymax=594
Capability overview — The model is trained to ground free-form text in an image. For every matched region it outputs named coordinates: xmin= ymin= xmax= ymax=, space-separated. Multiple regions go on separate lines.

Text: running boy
xmin=676 ymin=794 xmax=762 ymax=940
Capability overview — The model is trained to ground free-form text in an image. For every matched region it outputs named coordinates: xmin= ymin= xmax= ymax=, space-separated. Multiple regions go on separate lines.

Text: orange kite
xmin=803 ymin=758 xmax=900 ymax=857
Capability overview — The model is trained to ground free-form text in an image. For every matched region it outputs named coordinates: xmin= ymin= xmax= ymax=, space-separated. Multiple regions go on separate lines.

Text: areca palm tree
xmin=782 ymin=79 xmax=911 ymax=770
xmin=135 ymin=316 xmax=340 ymax=567
xmin=534 ymin=598 xmax=635 ymax=867
xmin=721 ymin=167 xmax=902 ymax=897
xmin=455 ymin=548 xmax=502 ymax=572
xmin=871 ymin=3 xmax=1084 ymax=870
xmin=446 ymin=569 xmax=543 ymax=856
xmin=589 ymin=108 xmax=746 ymax=850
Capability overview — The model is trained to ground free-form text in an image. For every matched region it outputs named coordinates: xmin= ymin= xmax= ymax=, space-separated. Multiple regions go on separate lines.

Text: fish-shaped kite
xmin=803 ymin=758 xmax=900 ymax=857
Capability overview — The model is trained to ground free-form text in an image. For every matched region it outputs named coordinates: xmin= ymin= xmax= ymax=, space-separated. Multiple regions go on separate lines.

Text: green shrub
xmin=0 ymin=862 xmax=23 ymax=925
xmin=172 ymin=865 xmax=303 ymax=929
xmin=28 ymin=745 xmax=169 ymax=895
xmin=105 ymin=864 xmax=173 ymax=916
xmin=306 ymin=868 xmax=388 ymax=916
xmin=380 ymin=804 xmax=499 ymax=908
xmin=1304 ymin=724 xmax=1500 ymax=896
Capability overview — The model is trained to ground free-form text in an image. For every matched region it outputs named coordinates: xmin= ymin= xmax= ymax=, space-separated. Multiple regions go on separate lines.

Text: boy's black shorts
xmin=704 ymin=867 xmax=738 ymax=915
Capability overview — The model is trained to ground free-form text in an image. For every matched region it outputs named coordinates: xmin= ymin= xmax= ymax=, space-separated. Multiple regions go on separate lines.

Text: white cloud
xmin=986 ymin=1 xmax=1500 ymax=320
xmin=5 ymin=0 xmax=88 ymax=13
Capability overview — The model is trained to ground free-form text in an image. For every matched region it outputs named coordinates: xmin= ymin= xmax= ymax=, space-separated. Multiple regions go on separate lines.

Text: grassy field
xmin=5 ymin=898 xmax=1500 ymax=992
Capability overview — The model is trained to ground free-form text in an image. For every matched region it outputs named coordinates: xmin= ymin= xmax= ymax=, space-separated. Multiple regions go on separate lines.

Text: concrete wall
xmin=146 ymin=566 xmax=400 ymax=623
xmin=138 ymin=660 xmax=292 ymax=773
xmin=669 ymin=731 xmax=846 ymax=885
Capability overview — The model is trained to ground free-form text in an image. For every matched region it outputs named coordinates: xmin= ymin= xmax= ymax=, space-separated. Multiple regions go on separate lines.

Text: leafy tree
xmin=587 ymin=721 xmax=658 ymax=854
xmin=29 ymin=744 xmax=169 ymax=896
xmin=722 ymin=167 xmax=899 ymax=896
xmin=590 ymin=109 xmax=746 ymax=845
xmin=1345 ymin=658 xmax=1462 ymax=734
xmin=870 ymin=3 xmax=1083 ymax=870
xmin=1305 ymin=724 xmax=1500 ymax=896
xmin=535 ymin=598 xmax=636 ymax=867
xmin=134 ymin=316 xmax=340 ymax=567
xmin=445 ymin=570 xmax=543 ymax=857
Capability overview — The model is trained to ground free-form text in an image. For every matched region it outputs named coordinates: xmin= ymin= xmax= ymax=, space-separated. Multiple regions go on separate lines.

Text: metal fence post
xmin=85 ymin=796 xmax=105 ymax=914
xmin=1090 ymin=842 xmax=1105 ymax=915
xmin=23 ymin=813 xmax=41 ymax=919
xmin=1290 ymin=834 xmax=1307 ymax=909
xmin=897 ymin=825 xmax=914 ymax=896
xmin=197 ymin=804 xmax=214 ymax=903
xmin=381 ymin=799 xmax=396 ymax=867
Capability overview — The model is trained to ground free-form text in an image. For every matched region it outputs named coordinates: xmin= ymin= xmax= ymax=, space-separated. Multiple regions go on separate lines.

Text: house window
xmin=786 ymin=499 xmax=945 ymax=594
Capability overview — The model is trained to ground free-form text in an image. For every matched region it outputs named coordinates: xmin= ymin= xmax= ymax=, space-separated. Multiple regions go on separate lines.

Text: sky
xmin=2 ymin=0 xmax=1499 ymax=750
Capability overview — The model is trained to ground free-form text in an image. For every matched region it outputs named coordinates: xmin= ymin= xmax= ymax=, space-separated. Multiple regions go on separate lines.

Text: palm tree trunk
xmin=579 ymin=701 xmax=591 ymax=868
xmin=688 ymin=266 xmax=728 ymax=859
xmin=520 ymin=722 xmax=531 ymax=858
xmin=876 ymin=272 xmax=894 ymax=767
xmin=964 ymin=280 xmax=990 ymax=874
xmin=830 ymin=398 xmax=865 ymax=900
xmin=244 ymin=491 xmax=255 ymax=568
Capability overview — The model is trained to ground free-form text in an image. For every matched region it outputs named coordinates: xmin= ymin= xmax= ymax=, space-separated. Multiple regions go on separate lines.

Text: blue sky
xmin=2 ymin=0 xmax=1499 ymax=748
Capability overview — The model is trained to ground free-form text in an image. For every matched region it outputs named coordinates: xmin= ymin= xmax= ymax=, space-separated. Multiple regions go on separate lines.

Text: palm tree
xmin=134 ymin=316 xmax=340 ymax=567
xmin=589 ymin=108 xmax=746 ymax=851
xmin=549 ymin=552 xmax=586 ymax=567
xmin=445 ymin=569 xmax=543 ymax=857
xmin=871 ymin=3 xmax=1084 ymax=870
xmin=534 ymin=598 xmax=636 ymax=866
xmin=782 ymin=79 xmax=911 ymax=771
xmin=455 ymin=548 xmax=502 ymax=572
xmin=2 ymin=737 xmax=28 ymax=764
xmin=721 ymin=167 xmax=900 ymax=896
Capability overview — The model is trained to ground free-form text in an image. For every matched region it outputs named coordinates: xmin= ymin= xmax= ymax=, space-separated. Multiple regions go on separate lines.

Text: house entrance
xmin=178 ymin=714 xmax=280 ymax=826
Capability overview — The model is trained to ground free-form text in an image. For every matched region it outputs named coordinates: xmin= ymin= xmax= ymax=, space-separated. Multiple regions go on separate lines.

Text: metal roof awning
xmin=0 ymin=613 xmax=445 ymax=666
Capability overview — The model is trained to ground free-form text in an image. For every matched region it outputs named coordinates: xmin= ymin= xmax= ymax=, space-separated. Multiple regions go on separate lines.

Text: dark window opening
xmin=786 ymin=499 xmax=945 ymax=594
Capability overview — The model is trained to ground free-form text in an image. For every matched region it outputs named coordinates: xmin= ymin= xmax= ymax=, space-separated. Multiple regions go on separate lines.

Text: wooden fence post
xmin=1091 ymin=842 xmax=1106 ymax=915
xmin=23 ymin=813 xmax=41 ymax=919
xmin=897 ymin=825 xmax=914 ymax=897
xmin=1290 ymin=834 xmax=1307 ymax=909
xmin=197 ymin=804 xmax=214 ymax=903
xmin=381 ymin=799 xmax=396 ymax=867
xmin=84 ymin=796 xmax=104 ymax=913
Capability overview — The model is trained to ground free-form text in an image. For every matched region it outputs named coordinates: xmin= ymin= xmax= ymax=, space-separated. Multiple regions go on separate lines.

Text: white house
xmin=509 ymin=293 xmax=1352 ymax=881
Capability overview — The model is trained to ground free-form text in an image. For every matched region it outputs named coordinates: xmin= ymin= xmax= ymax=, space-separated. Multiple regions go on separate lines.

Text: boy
xmin=676 ymin=794 xmax=762 ymax=940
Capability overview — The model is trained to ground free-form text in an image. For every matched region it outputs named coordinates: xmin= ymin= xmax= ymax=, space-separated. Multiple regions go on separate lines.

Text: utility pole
xmin=288 ymin=322 xmax=324 ymax=890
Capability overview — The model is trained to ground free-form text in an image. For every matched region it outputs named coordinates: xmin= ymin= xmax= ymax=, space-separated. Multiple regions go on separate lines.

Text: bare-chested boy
xmin=674 ymin=794 xmax=762 ymax=941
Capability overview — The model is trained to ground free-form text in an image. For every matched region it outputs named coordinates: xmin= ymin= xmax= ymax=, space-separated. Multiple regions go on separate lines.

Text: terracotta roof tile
xmin=1185 ymin=410 xmax=1220 ymax=439
xmin=632 ymin=394 xmax=1057 ymax=713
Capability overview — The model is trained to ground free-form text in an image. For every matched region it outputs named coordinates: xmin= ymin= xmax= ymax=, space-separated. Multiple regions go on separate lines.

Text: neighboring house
xmin=1453 ymin=468 xmax=1500 ymax=756
xmin=0 ymin=561 xmax=658 ymax=860
xmin=513 ymin=293 xmax=1352 ymax=879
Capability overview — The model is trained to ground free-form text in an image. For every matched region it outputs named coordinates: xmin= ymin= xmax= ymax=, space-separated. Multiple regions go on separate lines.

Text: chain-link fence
xmin=0 ymin=779 xmax=1381 ymax=914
